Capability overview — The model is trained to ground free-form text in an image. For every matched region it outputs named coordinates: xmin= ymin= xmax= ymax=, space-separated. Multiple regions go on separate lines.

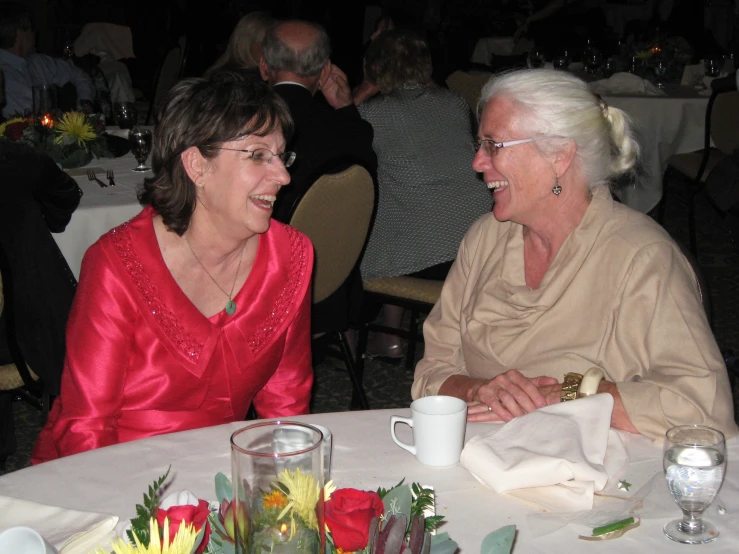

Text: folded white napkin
xmin=460 ymin=394 xmax=627 ymax=512
xmin=0 ymin=496 xmax=118 ymax=554
xmin=589 ymin=72 xmax=666 ymax=96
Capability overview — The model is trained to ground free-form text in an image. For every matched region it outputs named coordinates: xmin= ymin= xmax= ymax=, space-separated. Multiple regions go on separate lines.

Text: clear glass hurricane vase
xmin=231 ymin=422 xmax=325 ymax=554
xmin=663 ymin=425 xmax=726 ymax=544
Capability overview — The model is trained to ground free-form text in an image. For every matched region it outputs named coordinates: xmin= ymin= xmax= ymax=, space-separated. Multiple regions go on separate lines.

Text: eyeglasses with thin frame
xmin=475 ymin=137 xmax=545 ymax=157
xmin=214 ymin=147 xmax=296 ymax=168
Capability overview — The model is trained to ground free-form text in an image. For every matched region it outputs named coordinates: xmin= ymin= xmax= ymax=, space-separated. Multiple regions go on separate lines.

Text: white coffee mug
xmin=0 ymin=527 xmax=58 ymax=554
xmin=390 ymin=396 xmax=467 ymax=467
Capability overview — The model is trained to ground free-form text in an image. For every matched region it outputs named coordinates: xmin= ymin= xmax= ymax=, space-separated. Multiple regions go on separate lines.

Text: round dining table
xmin=1 ymin=409 xmax=739 ymax=553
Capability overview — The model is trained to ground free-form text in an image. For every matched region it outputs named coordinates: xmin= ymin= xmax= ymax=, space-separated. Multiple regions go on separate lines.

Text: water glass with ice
xmin=662 ymin=424 xmax=726 ymax=544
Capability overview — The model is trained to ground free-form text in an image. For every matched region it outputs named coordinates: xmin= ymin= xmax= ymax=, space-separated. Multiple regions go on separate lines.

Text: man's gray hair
xmin=261 ymin=21 xmax=331 ymax=77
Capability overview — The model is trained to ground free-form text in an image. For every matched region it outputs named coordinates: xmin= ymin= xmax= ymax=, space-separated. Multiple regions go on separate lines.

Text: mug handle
xmin=390 ymin=416 xmax=416 ymax=455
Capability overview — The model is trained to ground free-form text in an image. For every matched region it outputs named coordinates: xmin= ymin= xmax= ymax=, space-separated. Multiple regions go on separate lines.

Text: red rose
xmin=4 ymin=121 xmax=29 ymax=140
xmin=325 ymin=489 xmax=383 ymax=552
xmin=156 ymin=499 xmax=212 ymax=554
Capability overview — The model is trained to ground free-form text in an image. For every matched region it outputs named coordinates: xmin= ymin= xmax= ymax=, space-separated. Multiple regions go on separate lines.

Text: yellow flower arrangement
xmin=54 ymin=111 xmax=96 ymax=149
xmin=275 ymin=468 xmax=322 ymax=532
xmin=93 ymin=518 xmax=199 ymax=554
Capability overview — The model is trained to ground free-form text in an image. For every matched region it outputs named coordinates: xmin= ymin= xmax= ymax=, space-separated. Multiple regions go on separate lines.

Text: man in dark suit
xmin=259 ymin=19 xmax=377 ymax=222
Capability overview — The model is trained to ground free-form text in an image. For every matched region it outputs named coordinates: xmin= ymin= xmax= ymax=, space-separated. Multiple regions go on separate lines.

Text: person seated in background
xmin=412 ymin=69 xmax=738 ymax=441
xmin=0 ymin=3 xmax=95 ymax=118
xmin=0 ymin=136 xmax=81 ymax=399
xmin=259 ymin=19 xmax=377 ymax=222
xmin=32 ymin=73 xmax=314 ymax=463
xmin=205 ymin=11 xmax=274 ymax=76
xmin=355 ymin=30 xmax=491 ymax=360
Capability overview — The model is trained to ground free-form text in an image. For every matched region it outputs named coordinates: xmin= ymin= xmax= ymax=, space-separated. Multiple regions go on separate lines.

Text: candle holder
xmin=32 ymin=84 xmax=58 ymax=126
xmin=231 ymin=421 xmax=325 ymax=554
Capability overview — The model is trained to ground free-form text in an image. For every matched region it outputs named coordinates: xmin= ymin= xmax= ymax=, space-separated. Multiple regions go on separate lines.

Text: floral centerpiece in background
xmin=0 ymin=111 xmax=112 ymax=169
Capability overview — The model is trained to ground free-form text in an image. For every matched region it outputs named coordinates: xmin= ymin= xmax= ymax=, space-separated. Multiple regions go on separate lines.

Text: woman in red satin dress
xmin=33 ymin=72 xmax=314 ymax=462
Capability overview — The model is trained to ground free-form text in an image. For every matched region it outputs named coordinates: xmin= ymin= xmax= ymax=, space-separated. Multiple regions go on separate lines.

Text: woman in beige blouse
xmin=412 ymin=69 xmax=737 ymax=441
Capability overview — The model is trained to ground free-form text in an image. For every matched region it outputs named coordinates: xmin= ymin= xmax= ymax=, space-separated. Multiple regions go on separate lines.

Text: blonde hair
xmin=478 ymin=69 xmax=640 ymax=190
xmin=205 ymin=12 xmax=273 ymax=75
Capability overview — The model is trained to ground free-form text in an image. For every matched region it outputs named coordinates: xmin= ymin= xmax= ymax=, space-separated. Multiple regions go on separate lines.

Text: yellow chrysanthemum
xmin=324 ymin=480 xmax=336 ymax=502
xmin=92 ymin=517 xmax=199 ymax=554
xmin=54 ymin=111 xmax=96 ymax=148
xmin=275 ymin=468 xmax=321 ymax=532
xmin=263 ymin=489 xmax=289 ymax=510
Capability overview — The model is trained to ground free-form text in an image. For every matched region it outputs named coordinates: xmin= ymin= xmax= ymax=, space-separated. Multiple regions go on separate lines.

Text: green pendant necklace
xmin=185 ymin=236 xmax=246 ymax=316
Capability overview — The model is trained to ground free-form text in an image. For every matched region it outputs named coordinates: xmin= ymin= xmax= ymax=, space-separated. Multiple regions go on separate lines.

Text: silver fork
xmin=87 ymin=170 xmax=107 ymax=188
xmin=106 ymin=169 xmax=116 ymax=186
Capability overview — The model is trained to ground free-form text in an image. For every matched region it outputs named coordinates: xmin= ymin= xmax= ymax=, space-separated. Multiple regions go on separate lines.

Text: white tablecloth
xmin=1 ymin=409 xmax=739 ymax=553
xmin=54 ymin=130 xmax=151 ymax=279
xmin=605 ymin=88 xmax=708 ymax=213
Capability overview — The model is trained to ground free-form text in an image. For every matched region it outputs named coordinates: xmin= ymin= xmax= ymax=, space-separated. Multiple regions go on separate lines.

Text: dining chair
xmin=288 ymin=165 xmax=375 ymax=410
xmin=356 ymin=276 xmax=444 ymax=373
xmin=446 ymin=69 xmax=493 ymax=114
xmin=144 ymin=38 xmax=186 ymax=124
xmin=659 ymin=76 xmax=739 ymax=256
xmin=0 ymin=270 xmax=49 ymax=469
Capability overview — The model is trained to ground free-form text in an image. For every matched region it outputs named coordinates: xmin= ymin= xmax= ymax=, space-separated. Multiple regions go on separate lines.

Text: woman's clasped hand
xmin=466 ymin=370 xmax=560 ymax=422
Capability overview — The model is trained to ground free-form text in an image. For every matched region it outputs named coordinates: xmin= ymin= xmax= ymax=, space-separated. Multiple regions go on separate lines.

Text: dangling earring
xmin=552 ymin=176 xmax=562 ymax=196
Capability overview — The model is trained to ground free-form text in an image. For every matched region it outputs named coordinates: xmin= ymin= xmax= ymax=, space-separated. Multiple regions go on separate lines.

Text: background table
xmin=605 ymin=87 xmax=709 ymax=213
xmin=55 ymin=133 xmax=151 ymax=279
xmin=1 ymin=409 xmax=738 ymax=553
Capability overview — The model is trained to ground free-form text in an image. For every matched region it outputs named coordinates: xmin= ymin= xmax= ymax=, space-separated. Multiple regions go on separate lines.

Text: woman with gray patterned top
xmin=355 ymin=30 xmax=491 ymax=358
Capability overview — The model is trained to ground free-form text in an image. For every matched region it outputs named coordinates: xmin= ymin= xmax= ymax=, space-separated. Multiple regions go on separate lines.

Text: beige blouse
xmin=412 ymin=188 xmax=738 ymax=441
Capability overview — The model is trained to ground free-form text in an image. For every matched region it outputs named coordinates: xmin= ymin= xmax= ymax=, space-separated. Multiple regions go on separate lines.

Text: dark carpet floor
xmin=2 ymin=175 xmax=738 ymax=476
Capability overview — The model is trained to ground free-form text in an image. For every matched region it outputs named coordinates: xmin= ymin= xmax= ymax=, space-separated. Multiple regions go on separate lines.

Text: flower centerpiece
xmin=0 ymin=110 xmax=112 ymax=168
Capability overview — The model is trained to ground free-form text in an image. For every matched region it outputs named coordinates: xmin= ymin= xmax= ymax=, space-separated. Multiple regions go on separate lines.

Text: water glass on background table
xmin=113 ymin=102 xmax=137 ymax=130
xmin=128 ymin=127 xmax=152 ymax=172
xmin=704 ymin=57 xmax=721 ymax=78
xmin=528 ymin=50 xmax=546 ymax=69
xmin=663 ymin=425 xmax=726 ymax=544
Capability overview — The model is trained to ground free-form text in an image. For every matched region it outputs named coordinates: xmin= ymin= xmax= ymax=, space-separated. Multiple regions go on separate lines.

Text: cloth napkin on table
xmin=589 ymin=72 xmax=666 ymax=96
xmin=0 ymin=495 xmax=118 ymax=554
xmin=460 ymin=394 xmax=628 ymax=512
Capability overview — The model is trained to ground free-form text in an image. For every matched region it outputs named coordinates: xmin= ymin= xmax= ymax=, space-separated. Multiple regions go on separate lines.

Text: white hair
xmin=477 ymin=69 xmax=640 ymax=190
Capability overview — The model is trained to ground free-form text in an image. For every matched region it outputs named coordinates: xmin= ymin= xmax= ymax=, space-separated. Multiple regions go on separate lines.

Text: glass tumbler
xmin=31 ymin=84 xmax=58 ymax=125
xmin=231 ymin=422 xmax=325 ymax=554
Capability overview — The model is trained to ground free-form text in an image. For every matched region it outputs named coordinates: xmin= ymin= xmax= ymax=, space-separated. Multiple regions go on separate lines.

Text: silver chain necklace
xmin=184 ymin=236 xmax=247 ymax=315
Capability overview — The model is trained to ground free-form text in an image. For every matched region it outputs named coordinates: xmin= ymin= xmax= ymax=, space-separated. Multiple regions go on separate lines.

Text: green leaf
xmin=430 ymin=533 xmax=458 ymax=554
xmin=480 ymin=525 xmax=516 ymax=554
xmin=382 ymin=485 xmax=412 ymax=524
xmin=127 ymin=466 xmax=171 ymax=547
xmin=215 ymin=472 xmax=233 ymax=502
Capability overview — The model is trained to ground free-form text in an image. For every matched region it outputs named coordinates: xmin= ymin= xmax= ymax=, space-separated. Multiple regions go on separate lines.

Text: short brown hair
xmin=138 ymin=71 xmax=293 ymax=235
xmin=364 ymin=30 xmax=432 ymax=94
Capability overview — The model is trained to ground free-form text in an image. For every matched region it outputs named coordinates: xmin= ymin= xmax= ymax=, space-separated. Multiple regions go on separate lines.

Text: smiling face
xmin=472 ymin=95 xmax=556 ymax=226
xmin=195 ymin=128 xmax=290 ymax=240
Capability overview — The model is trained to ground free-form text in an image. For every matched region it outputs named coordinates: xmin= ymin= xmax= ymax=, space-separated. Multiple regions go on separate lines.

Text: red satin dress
xmin=32 ymin=207 xmax=314 ymax=463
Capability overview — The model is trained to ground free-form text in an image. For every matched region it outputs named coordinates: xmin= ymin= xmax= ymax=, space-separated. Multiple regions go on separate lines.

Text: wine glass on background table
xmin=663 ymin=425 xmax=726 ymax=544
xmin=653 ymin=60 xmax=668 ymax=89
xmin=528 ymin=49 xmax=546 ymax=68
xmin=113 ymin=102 xmax=137 ymax=130
xmin=129 ymin=128 xmax=152 ymax=172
